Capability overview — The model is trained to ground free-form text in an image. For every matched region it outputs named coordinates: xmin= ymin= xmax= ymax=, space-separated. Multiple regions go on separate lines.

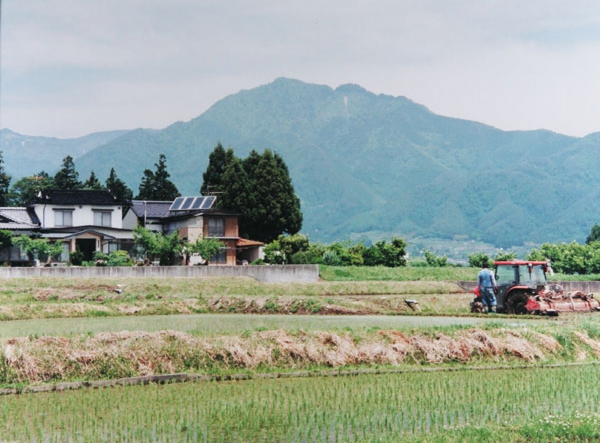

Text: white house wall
xmin=32 ymin=204 xmax=124 ymax=229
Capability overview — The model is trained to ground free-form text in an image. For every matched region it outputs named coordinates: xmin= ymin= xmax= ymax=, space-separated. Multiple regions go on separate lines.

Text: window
xmin=495 ymin=265 xmax=515 ymax=285
xmin=207 ymin=218 xmax=225 ymax=237
xmin=211 ymin=248 xmax=227 ymax=264
xmin=94 ymin=210 xmax=112 ymax=227
xmin=54 ymin=210 xmax=73 ymax=227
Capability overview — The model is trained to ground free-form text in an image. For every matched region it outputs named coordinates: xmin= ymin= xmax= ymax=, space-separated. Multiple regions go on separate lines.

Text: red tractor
xmin=471 ymin=260 xmax=600 ymax=315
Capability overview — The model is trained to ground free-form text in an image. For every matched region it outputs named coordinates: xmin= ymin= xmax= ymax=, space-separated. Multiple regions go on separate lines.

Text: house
xmin=0 ymin=190 xmax=262 ymax=266
xmin=124 ymin=196 xmax=263 ymax=265
xmin=0 ymin=189 xmax=134 ymax=263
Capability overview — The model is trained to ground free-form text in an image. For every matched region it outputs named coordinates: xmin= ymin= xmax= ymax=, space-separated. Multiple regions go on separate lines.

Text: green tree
xmin=494 ymin=251 xmax=518 ymax=261
xmin=586 ymin=224 xmax=600 ymax=245
xmin=185 ymin=237 xmax=223 ymax=264
xmin=136 ymin=154 xmax=180 ymax=200
xmin=12 ymin=235 xmax=63 ymax=265
xmin=243 ymin=149 xmax=302 ymax=243
xmin=363 ymin=237 xmax=407 ymax=267
xmin=53 ymin=155 xmax=81 ymax=190
xmin=423 ymin=249 xmax=448 ymax=267
xmin=220 ymin=156 xmax=252 ymax=219
xmin=105 ymin=168 xmax=133 ymax=202
xmin=7 ymin=172 xmax=53 ymax=206
xmin=0 ymin=151 xmax=12 ymax=206
xmin=468 ymin=252 xmax=492 ymax=268
xmin=132 ymin=226 xmax=182 ymax=265
xmin=83 ymin=171 xmax=105 ymax=190
xmin=200 ymin=143 xmax=235 ymax=195
xmin=200 ymin=147 xmax=303 ymax=243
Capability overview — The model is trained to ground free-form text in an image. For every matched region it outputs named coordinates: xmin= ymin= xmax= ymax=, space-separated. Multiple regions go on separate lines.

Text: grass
xmin=1 ymin=365 xmax=600 ymax=442
xmin=0 ymin=276 xmax=472 ymax=321
xmin=319 ymin=264 xmax=600 ymax=282
xmin=0 ymin=270 xmax=599 ymax=442
xmin=319 ymin=265 xmax=478 ymax=281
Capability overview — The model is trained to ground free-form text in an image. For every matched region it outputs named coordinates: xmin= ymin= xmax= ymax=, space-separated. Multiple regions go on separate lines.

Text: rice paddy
xmin=1 ymin=364 xmax=599 ymax=442
xmin=1 ymin=272 xmax=600 ymax=442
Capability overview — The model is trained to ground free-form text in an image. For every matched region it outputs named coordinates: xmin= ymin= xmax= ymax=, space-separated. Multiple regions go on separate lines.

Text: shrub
xmin=468 ymin=252 xmax=492 ymax=268
xmin=107 ymin=250 xmax=133 ymax=266
xmin=69 ymin=251 xmax=84 ymax=266
xmin=423 ymin=249 xmax=448 ymax=267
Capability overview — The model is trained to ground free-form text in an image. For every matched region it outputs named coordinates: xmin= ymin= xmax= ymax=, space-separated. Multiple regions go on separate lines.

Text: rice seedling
xmin=0 ymin=364 xmax=599 ymax=442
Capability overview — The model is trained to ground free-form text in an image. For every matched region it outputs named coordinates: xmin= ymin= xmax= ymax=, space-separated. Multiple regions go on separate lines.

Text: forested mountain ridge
xmin=3 ymin=78 xmax=600 ymax=255
xmin=0 ymin=129 xmax=131 ymax=180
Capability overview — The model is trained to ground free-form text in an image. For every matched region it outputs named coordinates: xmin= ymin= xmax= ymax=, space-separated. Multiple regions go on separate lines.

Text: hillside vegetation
xmin=5 ymin=79 xmax=600 ymax=255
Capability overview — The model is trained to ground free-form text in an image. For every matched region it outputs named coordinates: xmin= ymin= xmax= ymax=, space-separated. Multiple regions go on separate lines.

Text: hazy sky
xmin=2 ymin=0 xmax=600 ymax=138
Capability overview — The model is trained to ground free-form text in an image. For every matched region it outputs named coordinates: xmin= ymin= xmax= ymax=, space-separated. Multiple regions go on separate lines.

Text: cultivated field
xmin=1 ymin=265 xmax=600 ymax=442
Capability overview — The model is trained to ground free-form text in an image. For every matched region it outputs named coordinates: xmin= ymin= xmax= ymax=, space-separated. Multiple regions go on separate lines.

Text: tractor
xmin=470 ymin=260 xmax=600 ymax=315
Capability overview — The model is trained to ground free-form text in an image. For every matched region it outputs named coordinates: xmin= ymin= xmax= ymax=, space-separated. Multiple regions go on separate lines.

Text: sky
xmin=2 ymin=0 xmax=600 ymax=139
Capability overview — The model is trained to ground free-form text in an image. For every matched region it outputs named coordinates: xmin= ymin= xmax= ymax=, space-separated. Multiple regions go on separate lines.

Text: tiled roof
xmin=129 ymin=201 xmax=173 ymax=218
xmin=0 ymin=208 xmax=39 ymax=228
xmin=33 ymin=189 xmax=121 ymax=206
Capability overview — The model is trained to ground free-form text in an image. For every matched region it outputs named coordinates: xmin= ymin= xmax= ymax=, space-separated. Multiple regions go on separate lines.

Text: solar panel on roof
xmin=169 ymin=197 xmax=186 ymax=211
xmin=190 ymin=197 xmax=205 ymax=210
xmin=201 ymin=196 xmax=216 ymax=209
xmin=169 ymin=196 xmax=216 ymax=212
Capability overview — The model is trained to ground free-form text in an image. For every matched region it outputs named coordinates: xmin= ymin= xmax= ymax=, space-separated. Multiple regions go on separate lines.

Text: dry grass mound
xmin=0 ymin=326 xmax=579 ymax=386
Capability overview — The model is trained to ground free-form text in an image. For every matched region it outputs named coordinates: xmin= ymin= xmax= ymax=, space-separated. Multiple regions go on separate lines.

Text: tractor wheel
xmin=505 ymin=291 xmax=529 ymax=315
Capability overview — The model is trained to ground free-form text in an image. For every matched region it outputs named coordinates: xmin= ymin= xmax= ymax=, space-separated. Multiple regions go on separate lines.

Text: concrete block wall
xmin=0 ymin=265 xmax=320 ymax=283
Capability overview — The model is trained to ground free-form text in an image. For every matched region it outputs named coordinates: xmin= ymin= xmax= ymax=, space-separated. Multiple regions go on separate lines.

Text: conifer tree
xmin=83 ymin=171 xmax=105 ymax=190
xmin=105 ymin=168 xmax=133 ymax=202
xmin=0 ymin=152 xmax=11 ymax=206
xmin=200 ymin=143 xmax=235 ymax=196
xmin=136 ymin=154 xmax=180 ymax=200
xmin=53 ymin=155 xmax=81 ymax=190
xmin=245 ymin=149 xmax=302 ymax=242
xmin=201 ymin=147 xmax=302 ymax=243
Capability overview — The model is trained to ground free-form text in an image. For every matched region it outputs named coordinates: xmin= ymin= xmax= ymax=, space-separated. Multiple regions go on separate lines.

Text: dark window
xmin=207 ymin=218 xmax=225 ymax=237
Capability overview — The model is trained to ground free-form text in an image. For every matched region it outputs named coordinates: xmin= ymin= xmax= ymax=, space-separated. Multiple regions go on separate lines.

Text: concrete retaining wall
xmin=0 ymin=265 xmax=320 ymax=283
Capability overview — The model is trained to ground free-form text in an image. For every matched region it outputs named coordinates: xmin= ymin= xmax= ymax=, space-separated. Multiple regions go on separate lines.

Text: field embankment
xmin=0 ymin=267 xmax=600 ymax=390
xmin=5 ymin=321 xmax=600 ymax=392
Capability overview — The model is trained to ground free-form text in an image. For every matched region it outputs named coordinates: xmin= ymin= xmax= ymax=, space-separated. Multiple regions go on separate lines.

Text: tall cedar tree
xmin=83 ymin=171 xmax=105 ymax=190
xmin=106 ymin=168 xmax=133 ymax=202
xmin=7 ymin=171 xmax=53 ymax=206
xmin=245 ymin=149 xmax=302 ymax=242
xmin=202 ymin=145 xmax=302 ymax=243
xmin=200 ymin=143 xmax=235 ymax=195
xmin=220 ymin=156 xmax=253 ymax=231
xmin=53 ymin=155 xmax=81 ymax=190
xmin=0 ymin=152 xmax=11 ymax=206
xmin=136 ymin=154 xmax=180 ymax=200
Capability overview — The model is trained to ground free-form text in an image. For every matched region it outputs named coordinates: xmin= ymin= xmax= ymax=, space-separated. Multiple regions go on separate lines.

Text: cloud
xmin=3 ymin=0 xmax=600 ymax=137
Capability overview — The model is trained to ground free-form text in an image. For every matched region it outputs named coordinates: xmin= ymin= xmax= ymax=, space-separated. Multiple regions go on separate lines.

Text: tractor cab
xmin=494 ymin=261 xmax=549 ymax=313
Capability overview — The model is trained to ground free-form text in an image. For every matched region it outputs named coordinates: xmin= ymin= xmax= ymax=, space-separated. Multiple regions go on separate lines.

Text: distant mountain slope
xmin=6 ymin=78 xmax=600 ymax=253
xmin=0 ymin=129 xmax=131 ymax=180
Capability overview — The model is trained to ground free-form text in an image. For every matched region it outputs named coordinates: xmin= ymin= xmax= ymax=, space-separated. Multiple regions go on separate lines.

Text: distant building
xmin=0 ymin=190 xmax=263 ymax=266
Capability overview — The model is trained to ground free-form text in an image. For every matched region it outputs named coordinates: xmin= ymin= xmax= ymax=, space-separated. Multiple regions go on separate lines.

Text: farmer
xmin=477 ymin=263 xmax=497 ymax=313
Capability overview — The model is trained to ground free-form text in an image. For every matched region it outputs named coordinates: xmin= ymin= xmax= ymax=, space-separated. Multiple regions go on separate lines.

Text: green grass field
xmin=1 ymin=364 xmax=599 ymax=442
xmin=1 ymin=266 xmax=600 ymax=442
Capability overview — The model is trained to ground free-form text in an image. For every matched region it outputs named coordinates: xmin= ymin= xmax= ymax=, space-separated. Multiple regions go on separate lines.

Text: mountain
xmin=0 ymin=129 xmax=131 ymax=180
xmin=4 ymin=78 xmax=600 ymax=257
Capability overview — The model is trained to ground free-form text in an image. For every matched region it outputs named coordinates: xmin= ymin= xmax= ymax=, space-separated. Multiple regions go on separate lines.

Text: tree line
xmin=0 ymin=143 xmax=303 ymax=244
xmin=1 ymin=153 xmax=179 ymax=206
